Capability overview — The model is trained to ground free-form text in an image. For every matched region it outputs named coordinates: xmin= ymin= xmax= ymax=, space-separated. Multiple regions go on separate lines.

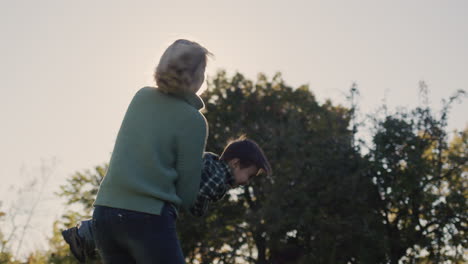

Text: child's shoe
xmin=62 ymin=226 xmax=86 ymax=263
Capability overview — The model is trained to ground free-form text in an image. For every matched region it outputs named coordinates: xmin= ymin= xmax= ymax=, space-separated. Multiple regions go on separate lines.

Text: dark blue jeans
xmin=92 ymin=204 xmax=185 ymax=264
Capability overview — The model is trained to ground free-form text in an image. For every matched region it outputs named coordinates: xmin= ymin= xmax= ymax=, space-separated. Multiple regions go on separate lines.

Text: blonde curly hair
xmin=155 ymin=39 xmax=213 ymax=96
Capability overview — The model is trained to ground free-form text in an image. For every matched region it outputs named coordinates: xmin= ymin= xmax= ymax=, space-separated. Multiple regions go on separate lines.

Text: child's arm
xmin=189 ymin=154 xmax=231 ymax=216
xmin=189 ymin=156 xmax=215 ymax=216
xmin=190 ymin=194 xmax=210 ymax=216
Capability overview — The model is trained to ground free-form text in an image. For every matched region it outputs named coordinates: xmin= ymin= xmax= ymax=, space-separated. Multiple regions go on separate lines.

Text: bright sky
xmin=1 ymin=0 xmax=467 ymax=257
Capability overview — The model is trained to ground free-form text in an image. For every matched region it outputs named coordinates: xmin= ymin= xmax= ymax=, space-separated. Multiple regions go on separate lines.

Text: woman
xmin=92 ymin=39 xmax=212 ymax=263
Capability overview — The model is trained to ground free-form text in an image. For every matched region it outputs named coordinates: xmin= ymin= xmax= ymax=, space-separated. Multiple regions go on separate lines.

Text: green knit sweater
xmin=94 ymin=87 xmax=208 ymax=215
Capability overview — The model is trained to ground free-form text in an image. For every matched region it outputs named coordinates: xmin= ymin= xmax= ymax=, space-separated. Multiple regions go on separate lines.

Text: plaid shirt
xmin=190 ymin=152 xmax=234 ymax=216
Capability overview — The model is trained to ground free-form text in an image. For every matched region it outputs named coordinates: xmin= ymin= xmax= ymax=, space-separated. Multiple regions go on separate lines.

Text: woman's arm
xmin=175 ymin=113 xmax=208 ymax=211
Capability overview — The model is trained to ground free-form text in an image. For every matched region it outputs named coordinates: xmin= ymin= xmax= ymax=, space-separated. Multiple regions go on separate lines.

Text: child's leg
xmin=62 ymin=225 xmax=86 ymax=263
xmin=77 ymin=219 xmax=96 ymax=249
xmin=62 ymin=219 xmax=98 ymax=263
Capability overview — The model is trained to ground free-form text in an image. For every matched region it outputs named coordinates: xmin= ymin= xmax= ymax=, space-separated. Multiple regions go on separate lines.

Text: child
xmin=62 ymin=137 xmax=271 ymax=263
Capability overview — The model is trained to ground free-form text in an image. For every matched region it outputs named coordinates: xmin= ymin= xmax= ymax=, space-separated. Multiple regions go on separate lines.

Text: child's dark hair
xmin=220 ymin=136 xmax=272 ymax=176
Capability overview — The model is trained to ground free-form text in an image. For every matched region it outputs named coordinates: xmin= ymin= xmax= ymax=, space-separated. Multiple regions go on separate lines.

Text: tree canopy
xmin=21 ymin=71 xmax=466 ymax=264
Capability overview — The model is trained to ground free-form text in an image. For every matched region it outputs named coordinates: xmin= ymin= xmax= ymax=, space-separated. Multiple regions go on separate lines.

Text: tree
xmin=0 ymin=159 xmax=57 ymax=263
xmin=178 ymin=71 xmax=384 ymax=263
xmin=53 ymin=71 xmax=381 ymax=263
xmin=44 ymin=166 xmax=106 ymax=263
xmin=0 ymin=203 xmax=15 ymax=264
xmin=366 ymin=91 xmax=467 ymax=263
xmin=50 ymin=71 xmax=466 ymax=264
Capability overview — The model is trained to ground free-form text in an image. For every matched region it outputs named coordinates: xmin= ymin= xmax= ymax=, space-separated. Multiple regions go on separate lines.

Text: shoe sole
xmin=61 ymin=228 xmax=86 ymax=263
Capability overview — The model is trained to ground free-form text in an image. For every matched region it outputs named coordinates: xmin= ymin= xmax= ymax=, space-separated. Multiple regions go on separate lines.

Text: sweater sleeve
xmin=175 ymin=113 xmax=208 ymax=211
